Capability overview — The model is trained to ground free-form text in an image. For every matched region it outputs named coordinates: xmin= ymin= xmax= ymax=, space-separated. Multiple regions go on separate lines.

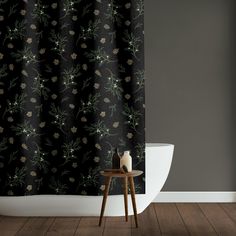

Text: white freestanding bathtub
xmin=0 ymin=143 xmax=174 ymax=216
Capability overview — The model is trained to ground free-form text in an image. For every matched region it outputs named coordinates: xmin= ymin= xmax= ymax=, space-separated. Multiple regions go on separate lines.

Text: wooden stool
xmin=98 ymin=170 xmax=143 ymax=228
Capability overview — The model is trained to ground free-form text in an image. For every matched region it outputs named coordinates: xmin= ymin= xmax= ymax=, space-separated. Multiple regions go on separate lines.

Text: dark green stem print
xmin=0 ymin=0 xmax=145 ymax=196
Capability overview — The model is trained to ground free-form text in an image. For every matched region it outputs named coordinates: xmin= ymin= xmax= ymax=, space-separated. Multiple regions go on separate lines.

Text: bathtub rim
xmin=146 ymin=143 xmax=174 ymax=147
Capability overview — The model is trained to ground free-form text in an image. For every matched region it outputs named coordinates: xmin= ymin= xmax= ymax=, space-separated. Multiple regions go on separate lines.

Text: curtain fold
xmin=0 ymin=0 xmax=145 ymax=196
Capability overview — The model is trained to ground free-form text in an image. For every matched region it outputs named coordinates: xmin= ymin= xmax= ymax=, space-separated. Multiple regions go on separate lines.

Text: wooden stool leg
xmin=123 ymin=176 xmax=128 ymax=221
xmin=129 ymin=177 xmax=138 ymax=228
xmin=99 ymin=176 xmax=112 ymax=226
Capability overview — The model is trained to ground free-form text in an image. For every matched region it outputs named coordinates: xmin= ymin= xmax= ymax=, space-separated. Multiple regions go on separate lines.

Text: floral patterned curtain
xmin=0 ymin=0 xmax=145 ymax=196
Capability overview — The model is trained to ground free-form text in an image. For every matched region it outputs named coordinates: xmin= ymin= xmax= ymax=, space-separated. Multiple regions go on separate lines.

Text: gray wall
xmin=145 ymin=0 xmax=236 ymax=190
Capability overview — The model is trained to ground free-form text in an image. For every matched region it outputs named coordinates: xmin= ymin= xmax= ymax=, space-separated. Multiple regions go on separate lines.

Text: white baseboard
xmin=153 ymin=192 xmax=236 ymax=202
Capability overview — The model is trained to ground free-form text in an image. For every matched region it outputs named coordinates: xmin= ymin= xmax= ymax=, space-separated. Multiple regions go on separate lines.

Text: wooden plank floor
xmin=1 ymin=204 xmax=236 ymax=235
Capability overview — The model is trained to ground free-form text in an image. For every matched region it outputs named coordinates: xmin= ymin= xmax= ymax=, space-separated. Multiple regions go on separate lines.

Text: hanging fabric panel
xmin=0 ymin=0 xmax=145 ymax=196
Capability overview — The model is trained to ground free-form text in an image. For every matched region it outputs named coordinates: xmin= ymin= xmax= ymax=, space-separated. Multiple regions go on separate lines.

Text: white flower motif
xmin=126 ymin=20 xmax=131 ymax=26
xmin=21 ymin=143 xmax=28 ymax=150
xmin=51 ymin=20 xmax=57 ymax=26
xmin=51 ymin=3 xmax=58 ymax=9
xmin=82 ymin=137 xmax=87 ymax=144
xmin=127 ymin=59 xmax=133 ymax=65
xmin=94 ymin=9 xmax=100 ymax=15
xmin=72 ymin=89 xmax=78 ymax=94
xmin=104 ymin=24 xmax=110 ymax=30
xmin=30 ymin=171 xmax=37 ymax=176
xmin=82 ymin=64 xmax=88 ymax=71
xmin=30 ymin=97 xmax=37 ymax=103
xmin=21 ymin=70 xmax=28 ymax=76
xmin=125 ymin=3 xmax=131 ymax=9
xmin=9 ymin=137 xmax=14 ymax=144
xmin=94 ymin=156 xmax=100 ymax=162
xmin=7 ymin=191 xmax=14 ymax=196
xmin=0 ymin=89 xmax=4 ymax=95
xmin=127 ymin=133 xmax=133 ymax=139
xmin=39 ymin=48 xmax=46 ymax=54
xmin=51 ymin=94 xmax=57 ymax=100
xmin=51 ymin=76 xmax=57 ymax=82
xmin=125 ymin=94 xmax=131 ymax=100
xmin=100 ymin=38 xmax=106 ymax=44
xmin=53 ymin=133 xmax=60 ymax=139
xmin=9 ymin=64 xmax=14 ymax=70
xmin=100 ymin=185 xmax=105 ymax=191
xmin=100 ymin=111 xmax=106 ymax=117
xmin=71 ymin=126 xmax=77 ymax=133
xmin=20 ymin=156 xmax=27 ymax=163
xmin=72 ymin=15 xmax=77 ymax=21
xmin=0 ymin=127 xmax=4 ymax=133
xmin=71 ymin=53 xmax=77 ymax=59
xmin=30 ymin=24 xmax=37 ymax=30
xmin=26 ymin=111 xmax=32 ymax=117
xmin=103 ymin=97 xmax=110 ymax=103
xmin=113 ymin=122 xmax=119 ymax=128
xmin=95 ymin=70 xmax=102 ymax=77
xmin=69 ymin=177 xmax=75 ymax=183
xmin=95 ymin=143 xmax=101 ymax=150
xmin=20 ymin=9 xmax=27 ymax=15
xmin=94 ymin=83 xmax=100 ymax=89
xmin=81 ymin=116 xmax=87 ymax=122
xmin=26 ymin=185 xmax=32 ymax=191
xmin=20 ymin=83 xmax=26 ymax=89
xmin=69 ymin=104 xmax=75 ymax=109
xmin=7 ymin=43 xmax=14 ymax=49
xmin=53 ymin=59 xmax=60 ymax=65
xmin=72 ymin=162 xmax=78 ymax=168
xmin=81 ymin=43 xmax=87 ymax=49
xmin=113 ymin=48 xmax=119 ymax=54
xmin=7 ymin=117 xmax=13 ymax=122
xmin=39 ymin=122 xmax=46 ymax=128
xmin=0 ymin=53 xmax=4 ymax=59
xmin=26 ymin=38 xmax=32 ymax=44
xmin=51 ymin=150 xmax=58 ymax=156
xmin=125 ymin=76 xmax=131 ymax=82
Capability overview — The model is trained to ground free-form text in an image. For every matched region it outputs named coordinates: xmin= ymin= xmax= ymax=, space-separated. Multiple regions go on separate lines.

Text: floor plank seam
xmin=218 ymin=203 xmax=236 ymax=226
xmin=44 ymin=217 xmax=56 ymax=235
xmin=197 ymin=204 xmax=220 ymax=236
xmin=175 ymin=203 xmax=191 ymax=236
xmin=15 ymin=217 xmax=30 ymax=235
xmin=101 ymin=217 xmax=106 ymax=236
xmin=152 ymin=203 xmax=162 ymax=235
xmin=72 ymin=217 xmax=82 ymax=236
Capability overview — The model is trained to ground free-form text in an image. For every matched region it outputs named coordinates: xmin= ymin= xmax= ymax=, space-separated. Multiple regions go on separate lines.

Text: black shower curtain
xmin=0 ymin=0 xmax=145 ymax=196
